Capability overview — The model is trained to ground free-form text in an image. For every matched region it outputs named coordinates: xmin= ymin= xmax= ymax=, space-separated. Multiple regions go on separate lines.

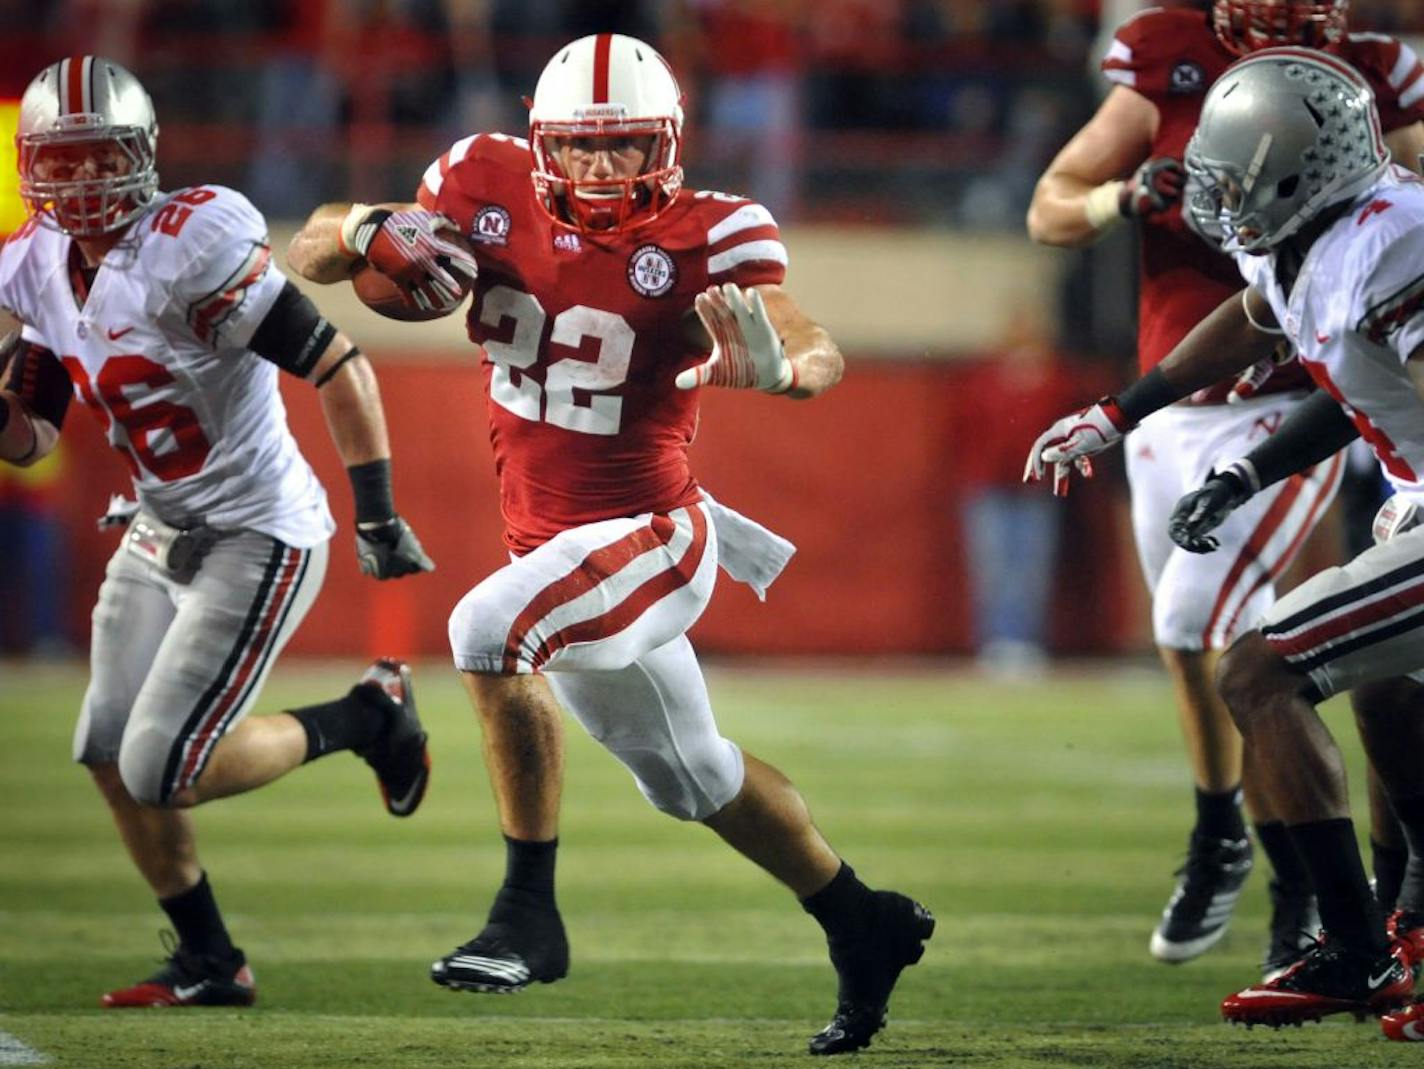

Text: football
xmin=350 ymin=236 xmax=477 ymax=322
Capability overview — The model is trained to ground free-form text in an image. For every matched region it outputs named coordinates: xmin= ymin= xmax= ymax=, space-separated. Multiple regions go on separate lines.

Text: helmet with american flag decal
xmin=528 ymin=34 xmax=684 ymax=234
xmin=17 ymin=56 xmax=159 ymax=237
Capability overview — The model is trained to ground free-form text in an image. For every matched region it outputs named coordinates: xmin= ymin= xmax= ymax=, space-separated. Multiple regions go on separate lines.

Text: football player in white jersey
xmin=0 ymin=57 xmax=436 ymax=1009
xmin=1025 ymin=48 xmax=1424 ymax=1035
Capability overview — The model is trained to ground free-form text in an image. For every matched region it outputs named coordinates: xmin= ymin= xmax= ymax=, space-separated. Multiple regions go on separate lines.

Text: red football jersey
xmin=1102 ymin=8 xmax=1424 ymax=393
xmin=418 ymin=133 xmax=788 ymax=553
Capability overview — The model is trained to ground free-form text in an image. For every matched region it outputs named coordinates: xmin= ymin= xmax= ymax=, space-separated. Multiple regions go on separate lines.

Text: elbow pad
xmin=249 ymin=280 xmax=337 ymax=378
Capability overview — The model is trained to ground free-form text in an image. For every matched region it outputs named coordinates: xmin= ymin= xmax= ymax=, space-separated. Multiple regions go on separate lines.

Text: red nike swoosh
xmin=108 ymin=327 xmax=133 ymax=340
xmin=1315 ymin=332 xmax=1330 ymax=343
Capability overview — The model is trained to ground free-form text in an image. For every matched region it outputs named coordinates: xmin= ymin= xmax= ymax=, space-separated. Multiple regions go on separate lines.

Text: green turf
xmin=0 ymin=660 xmax=1405 ymax=1067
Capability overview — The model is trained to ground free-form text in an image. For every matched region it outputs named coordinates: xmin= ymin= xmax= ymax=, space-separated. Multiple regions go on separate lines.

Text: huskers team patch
xmin=628 ymin=244 xmax=677 ymax=297
xmin=471 ymin=205 xmax=512 ymax=246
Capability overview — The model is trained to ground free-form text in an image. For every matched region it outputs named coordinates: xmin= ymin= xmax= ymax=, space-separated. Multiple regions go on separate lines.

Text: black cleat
xmin=354 ymin=659 xmax=430 ymax=817
xmin=1150 ymin=832 xmax=1253 ymax=964
xmin=431 ymin=889 xmax=569 ymax=993
xmin=1262 ymin=880 xmax=1320 ymax=982
xmin=809 ymin=892 xmax=935 ymax=1056
xmin=102 ymin=934 xmax=255 ymax=1008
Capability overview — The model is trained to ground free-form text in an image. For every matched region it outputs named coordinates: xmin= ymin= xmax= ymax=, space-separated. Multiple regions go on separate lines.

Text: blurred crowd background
xmin=2 ymin=0 xmax=1421 ymax=664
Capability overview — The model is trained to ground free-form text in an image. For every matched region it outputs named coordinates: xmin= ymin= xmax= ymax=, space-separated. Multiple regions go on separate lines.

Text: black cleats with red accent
xmin=430 ymin=889 xmax=569 ymax=993
xmin=102 ymin=936 xmax=254 ymax=1008
xmin=808 ymin=892 xmax=935 ymax=1056
xmin=1221 ymin=939 xmax=1413 ymax=1028
xmin=353 ymin=658 xmax=430 ymax=817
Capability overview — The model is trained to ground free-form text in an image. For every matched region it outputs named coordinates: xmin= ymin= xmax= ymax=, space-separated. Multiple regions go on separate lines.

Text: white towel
xmin=700 ymin=490 xmax=796 ymax=601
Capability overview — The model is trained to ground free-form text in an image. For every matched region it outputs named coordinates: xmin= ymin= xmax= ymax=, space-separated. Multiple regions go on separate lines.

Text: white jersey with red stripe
xmin=417 ymin=132 xmax=787 ymax=554
xmin=0 ymin=186 xmax=333 ymax=547
xmin=1235 ymin=168 xmax=1424 ymax=506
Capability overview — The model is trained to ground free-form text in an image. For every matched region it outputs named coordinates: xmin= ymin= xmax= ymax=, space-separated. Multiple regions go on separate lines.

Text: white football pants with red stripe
xmin=448 ymin=502 xmax=743 ymax=820
xmin=1126 ymin=397 xmax=1344 ymax=650
xmin=74 ymin=530 xmax=327 ymax=805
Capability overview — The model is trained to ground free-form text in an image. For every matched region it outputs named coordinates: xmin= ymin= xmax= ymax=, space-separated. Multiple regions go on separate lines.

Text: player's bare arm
xmin=1026 ymin=86 xmax=1161 ymax=247
xmin=308 ymin=332 xmax=391 ymax=465
xmin=1025 ymin=286 xmax=1279 ymax=492
xmin=1386 ymin=122 xmax=1424 ymax=176
xmin=758 ymin=285 xmax=843 ymax=399
xmin=287 ymin=201 xmax=368 ymax=282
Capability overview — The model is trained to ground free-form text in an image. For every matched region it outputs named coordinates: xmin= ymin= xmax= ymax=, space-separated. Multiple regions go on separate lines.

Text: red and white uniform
xmin=1099 ymin=7 xmax=1424 ymax=649
xmin=0 ymin=188 xmax=330 ymax=804
xmin=419 ymin=133 xmax=786 ymax=555
xmin=1237 ymin=171 xmax=1424 ymax=696
xmin=424 ymin=132 xmax=796 ymax=820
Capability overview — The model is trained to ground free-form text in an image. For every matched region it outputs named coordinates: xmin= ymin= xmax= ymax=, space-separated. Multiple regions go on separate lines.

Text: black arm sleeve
xmin=248 ymin=280 xmax=337 ymax=378
xmin=1244 ymin=390 xmax=1360 ymax=490
xmin=2 ymin=334 xmax=73 ymax=429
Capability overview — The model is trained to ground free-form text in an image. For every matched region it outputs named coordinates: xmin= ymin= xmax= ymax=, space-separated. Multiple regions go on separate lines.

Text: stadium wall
xmin=52 ymin=355 xmax=1137 ymax=659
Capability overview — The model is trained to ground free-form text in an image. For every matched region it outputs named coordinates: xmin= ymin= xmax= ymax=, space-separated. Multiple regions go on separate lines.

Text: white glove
xmin=675 ymin=283 xmax=796 ymax=393
xmin=1022 ymin=398 xmax=1131 ymax=496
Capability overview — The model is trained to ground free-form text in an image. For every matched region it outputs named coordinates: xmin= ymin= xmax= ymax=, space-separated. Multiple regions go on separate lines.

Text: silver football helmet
xmin=17 ymin=56 xmax=159 ymax=237
xmin=1184 ymin=47 xmax=1388 ymax=252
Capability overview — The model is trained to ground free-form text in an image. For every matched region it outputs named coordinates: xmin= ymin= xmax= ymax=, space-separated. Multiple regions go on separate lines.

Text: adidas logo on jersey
xmin=553 ymin=232 xmax=581 ymax=253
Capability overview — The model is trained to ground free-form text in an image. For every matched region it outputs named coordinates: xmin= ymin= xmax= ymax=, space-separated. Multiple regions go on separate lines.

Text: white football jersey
xmin=1236 ymin=168 xmax=1424 ymax=504
xmin=0 ymin=186 xmax=333 ymax=547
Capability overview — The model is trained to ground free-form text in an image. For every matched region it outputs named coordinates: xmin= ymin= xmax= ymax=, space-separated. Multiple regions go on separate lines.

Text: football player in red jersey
xmin=289 ymin=33 xmax=933 ymax=1056
xmin=1027 ymin=0 xmax=1424 ymax=979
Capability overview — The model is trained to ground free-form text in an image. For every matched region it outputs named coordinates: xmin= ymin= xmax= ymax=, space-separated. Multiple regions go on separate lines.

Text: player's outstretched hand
xmin=1121 ymin=157 xmax=1186 ymax=220
xmin=342 ymin=207 xmax=478 ymax=314
xmin=676 ymin=283 xmax=796 ymax=393
xmin=1022 ymin=399 xmax=1131 ymax=496
xmin=355 ymin=515 xmax=436 ymax=579
xmin=1167 ymin=468 xmax=1253 ymax=554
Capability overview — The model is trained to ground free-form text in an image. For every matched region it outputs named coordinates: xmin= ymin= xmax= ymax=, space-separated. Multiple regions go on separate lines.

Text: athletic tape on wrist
xmin=1084 ymin=181 xmax=1126 ymax=232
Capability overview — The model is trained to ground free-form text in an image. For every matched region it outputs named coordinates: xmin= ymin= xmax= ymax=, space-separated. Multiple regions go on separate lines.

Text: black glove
xmin=355 ymin=516 xmax=435 ymax=579
xmin=1168 ymin=468 xmax=1253 ymax=554
xmin=1120 ymin=157 xmax=1186 ymax=219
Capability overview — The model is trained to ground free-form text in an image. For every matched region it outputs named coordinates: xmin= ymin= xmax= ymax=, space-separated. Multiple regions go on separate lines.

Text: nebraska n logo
xmin=1358 ymin=273 xmax=1424 ymax=345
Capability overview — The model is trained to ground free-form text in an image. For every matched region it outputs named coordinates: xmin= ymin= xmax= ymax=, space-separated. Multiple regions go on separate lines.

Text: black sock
xmin=290 ymin=687 xmax=386 ymax=762
xmin=1390 ymin=794 xmax=1424 ymax=914
xmin=499 ymin=835 xmax=558 ymax=907
xmin=159 ymin=872 xmax=235 ymax=960
xmin=1255 ymin=820 xmax=1312 ymax=894
xmin=1288 ymin=818 xmax=1385 ymax=954
xmin=801 ymin=862 xmax=875 ymax=943
xmin=1194 ymin=785 xmax=1247 ymax=841
xmin=1372 ymin=839 xmax=1408 ymax=913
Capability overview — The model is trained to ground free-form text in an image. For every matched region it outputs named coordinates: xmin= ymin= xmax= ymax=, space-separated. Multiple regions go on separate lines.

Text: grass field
xmin=0 ymin=658 xmax=1407 ymax=1068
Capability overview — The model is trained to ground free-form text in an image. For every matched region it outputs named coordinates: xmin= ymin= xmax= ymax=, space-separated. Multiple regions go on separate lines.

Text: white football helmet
xmin=17 ymin=56 xmax=159 ymax=237
xmin=1213 ymin=1 xmax=1348 ymax=56
xmin=1184 ymin=47 xmax=1387 ymax=252
xmin=528 ymin=33 xmax=684 ymax=233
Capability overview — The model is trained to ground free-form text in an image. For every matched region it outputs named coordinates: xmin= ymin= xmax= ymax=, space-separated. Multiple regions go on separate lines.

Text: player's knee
xmin=1151 ymin=598 xmax=1211 ymax=650
xmin=447 ymin=587 xmax=507 ymax=672
xmin=116 ymin=729 xmax=172 ymax=807
xmin=626 ymin=738 xmax=744 ymax=821
xmin=1216 ymin=632 xmax=1297 ymax=729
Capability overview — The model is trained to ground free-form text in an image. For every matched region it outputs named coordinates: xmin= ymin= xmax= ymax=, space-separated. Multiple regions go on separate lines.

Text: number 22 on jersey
xmin=479 ymin=284 xmax=633 ymax=436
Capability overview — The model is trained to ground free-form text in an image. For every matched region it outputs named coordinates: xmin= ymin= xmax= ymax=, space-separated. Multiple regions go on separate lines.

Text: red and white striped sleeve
xmin=705 ymin=201 xmax=787 ymax=287
xmin=417 ymin=134 xmax=482 ymax=210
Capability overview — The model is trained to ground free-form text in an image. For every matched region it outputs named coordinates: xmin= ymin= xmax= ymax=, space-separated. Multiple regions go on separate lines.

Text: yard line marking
xmin=0 ymin=1029 xmax=47 ymax=1066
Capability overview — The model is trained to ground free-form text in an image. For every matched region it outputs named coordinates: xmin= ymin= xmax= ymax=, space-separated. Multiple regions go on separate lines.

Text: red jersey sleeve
xmin=416 ymin=132 xmax=531 ymax=210
xmin=700 ymin=198 xmax=788 ymax=288
xmin=1342 ymin=34 xmax=1424 ymax=133
xmin=1101 ymin=7 xmax=1221 ymax=101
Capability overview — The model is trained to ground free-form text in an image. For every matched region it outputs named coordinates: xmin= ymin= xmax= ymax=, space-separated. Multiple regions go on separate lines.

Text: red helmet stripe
xmin=593 ymin=33 xmax=611 ymax=103
xmin=64 ymin=55 xmax=91 ymax=115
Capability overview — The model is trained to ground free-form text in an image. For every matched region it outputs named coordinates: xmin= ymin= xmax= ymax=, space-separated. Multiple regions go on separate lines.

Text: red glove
xmin=340 ymin=206 xmax=478 ymax=313
xmin=1119 ymin=157 xmax=1186 ymax=219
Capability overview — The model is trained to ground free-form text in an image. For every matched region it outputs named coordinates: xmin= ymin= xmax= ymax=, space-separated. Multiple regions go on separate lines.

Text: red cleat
xmin=1387 ymin=909 xmax=1424 ymax=969
xmin=1382 ymin=1002 xmax=1424 ymax=1041
xmin=102 ymin=941 xmax=255 ymax=1008
xmin=1220 ymin=940 xmax=1412 ymax=1028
